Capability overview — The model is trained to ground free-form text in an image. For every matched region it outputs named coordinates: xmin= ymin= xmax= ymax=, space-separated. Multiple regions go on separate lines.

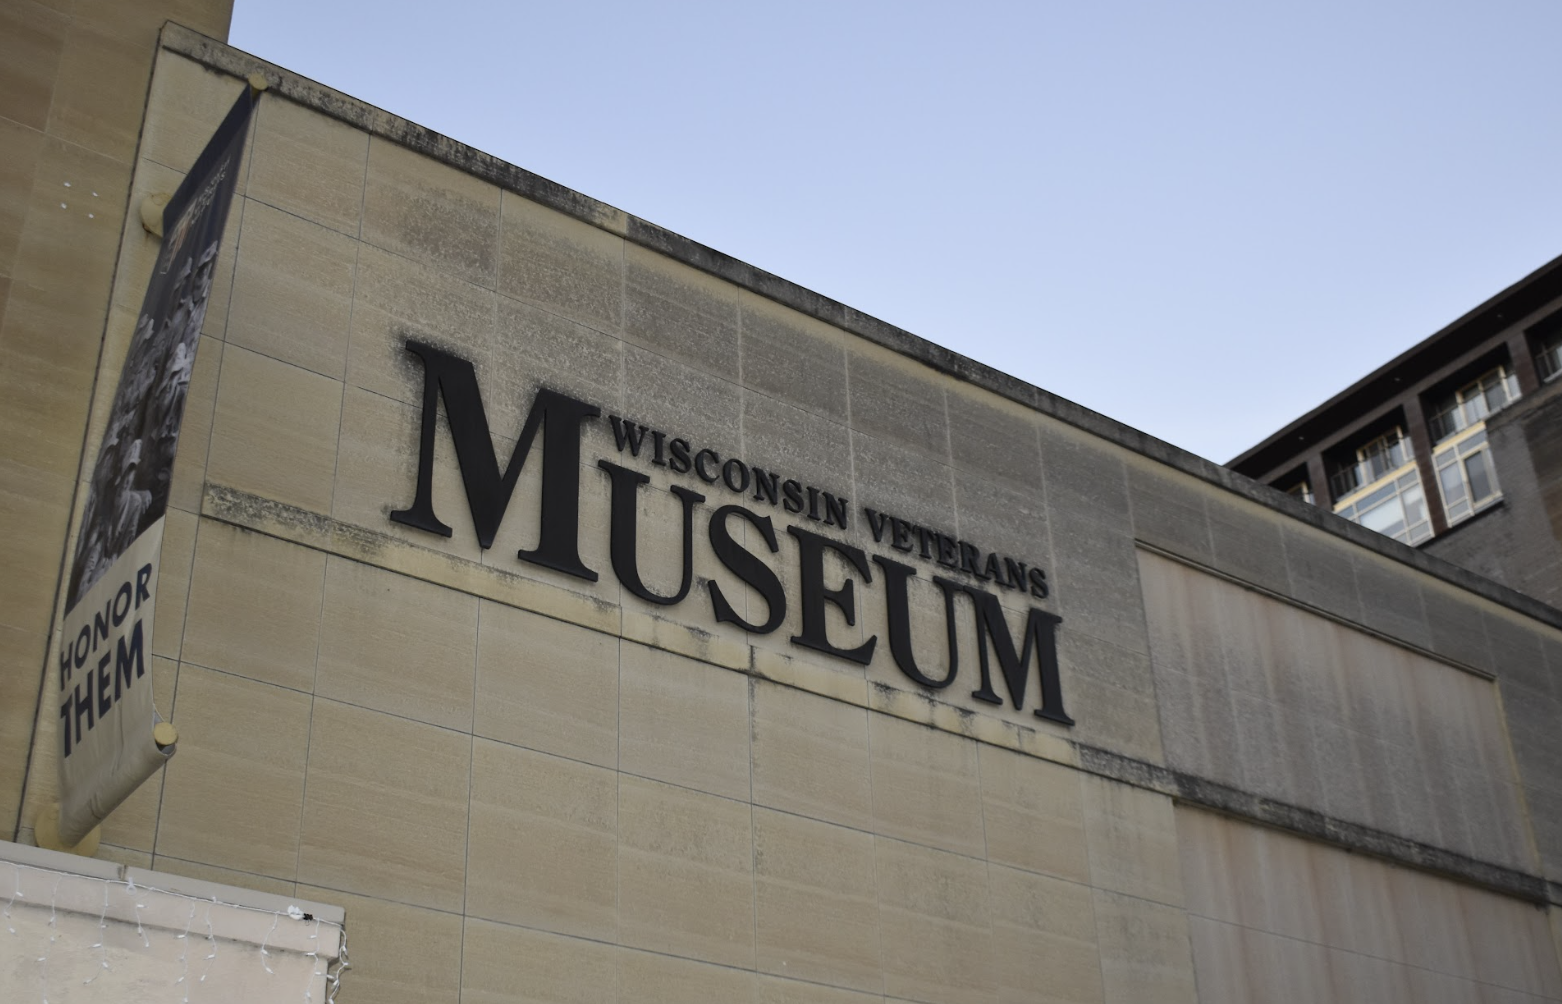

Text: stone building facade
xmin=5 ymin=5 xmax=1562 ymax=1002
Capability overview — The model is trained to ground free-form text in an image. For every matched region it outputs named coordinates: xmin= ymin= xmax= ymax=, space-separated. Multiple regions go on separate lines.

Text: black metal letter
xmin=787 ymin=525 xmax=877 ymax=665
xmin=599 ymin=459 xmax=703 ymax=605
xmin=873 ymin=556 xmax=961 ymax=688
xmin=707 ymin=504 xmax=786 ymax=633
xmin=390 ymin=340 xmax=600 ymax=581
xmin=964 ymin=588 xmax=1073 ymax=725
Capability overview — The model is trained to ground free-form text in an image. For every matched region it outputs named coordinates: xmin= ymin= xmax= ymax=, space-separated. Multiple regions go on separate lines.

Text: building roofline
xmin=158 ymin=22 xmax=1562 ymax=633
xmin=1227 ymin=250 xmax=1562 ymax=474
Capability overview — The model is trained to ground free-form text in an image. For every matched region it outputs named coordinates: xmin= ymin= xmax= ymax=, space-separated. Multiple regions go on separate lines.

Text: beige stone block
xmin=1081 ymin=775 xmax=1183 ymax=908
xmin=168 ymin=334 xmax=223 ymax=513
xmin=344 ymin=241 xmax=497 ymax=405
xmin=1324 ymin=947 xmax=1413 ymax=1004
xmin=620 ymin=950 xmax=759 ymax=1004
xmin=875 ymin=836 xmax=994 ymax=1004
xmin=0 ymin=457 xmax=74 ymax=635
xmin=462 ymin=918 xmax=619 ymax=1004
xmin=0 ymin=1 xmax=66 ymax=132
xmin=848 ymin=346 xmax=950 ymax=460
xmin=362 ymin=138 xmax=499 ymax=288
xmin=156 ymin=665 xmax=311 ymax=880
xmin=987 ymin=864 xmax=1103 ymax=1004
xmin=751 ymin=680 xmax=872 ymax=831
xmin=1225 ymin=819 xmax=1325 ymax=947
xmin=297 ymin=699 xmax=470 ymax=911
xmin=206 ymin=345 xmax=342 ymax=514
xmin=490 ymin=293 xmax=624 ymax=428
xmin=869 ymin=713 xmax=984 ymax=858
xmin=753 ymin=807 xmax=881 ymax=992
xmin=247 ymin=95 xmax=368 ymax=236
xmin=466 ymin=739 xmax=617 ymax=941
xmin=1184 ymin=916 xmax=1250 ymax=1004
xmin=474 ymin=601 xmax=618 ymax=768
xmin=157 ymin=855 xmax=297 ymax=898
xmin=5 ymin=132 xmax=124 ymax=299
xmin=617 ymin=774 xmax=755 ymax=968
xmin=181 ymin=522 xmax=325 ymax=691
xmin=226 ymin=200 xmax=357 ymax=379
xmin=316 ymin=557 xmax=478 ymax=731
xmin=141 ymin=53 xmax=249 ymax=176
xmin=330 ymin=384 xmax=485 ymax=563
xmin=499 ymin=192 xmax=623 ymax=332
xmin=1459 ymin=883 xmax=1562 ymax=995
xmin=1235 ymin=924 xmax=1336 ymax=1003
xmin=148 ymin=498 xmax=196 ymax=661
xmin=298 ymin=885 xmax=463 ymax=1004
xmin=1173 ymin=806 xmax=1240 ymax=925
xmin=623 ymin=242 xmax=739 ymax=378
xmin=1401 ymin=967 xmax=1480 ymax=1004
xmin=1309 ymin=841 xmax=1406 ymax=964
xmin=1387 ymin=864 xmax=1476 ymax=980
xmin=47 ymin=19 xmax=154 ymax=162
xmin=979 ymin=743 xmax=1089 ymax=884
xmin=94 ymin=843 xmax=153 ymax=869
xmin=0 ymin=116 xmax=46 ymax=277
xmin=738 ymin=290 xmax=850 ymax=422
xmin=1091 ymin=889 xmax=1197 ymax=1004
xmin=0 ymin=625 xmax=48 ymax=836
xmin=619 ymin=640 xmax=750 ymax=800
xmin=757 ymin=976 xmax=880 ymax=1004
xmin=0 ymin=268 xmax=112 ymax=483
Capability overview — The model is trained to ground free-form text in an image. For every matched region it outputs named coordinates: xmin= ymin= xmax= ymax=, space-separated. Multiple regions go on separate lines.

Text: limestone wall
xmin=7 ymin=25 xmax=1562 ymax=1004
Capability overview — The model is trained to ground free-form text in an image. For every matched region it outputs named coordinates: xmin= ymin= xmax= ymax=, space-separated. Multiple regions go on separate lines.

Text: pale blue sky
xmin=231 ymin=0 xmax=1562 ymax=464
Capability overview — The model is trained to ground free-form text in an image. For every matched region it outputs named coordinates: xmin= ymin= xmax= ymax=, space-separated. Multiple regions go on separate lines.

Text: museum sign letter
xmin=392 ymin=339 xmax=1073 ymax=726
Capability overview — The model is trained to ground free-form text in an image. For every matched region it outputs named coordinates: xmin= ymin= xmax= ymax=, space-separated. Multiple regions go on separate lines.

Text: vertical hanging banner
xmin=54 ymin=84 xmax=259 ymax=847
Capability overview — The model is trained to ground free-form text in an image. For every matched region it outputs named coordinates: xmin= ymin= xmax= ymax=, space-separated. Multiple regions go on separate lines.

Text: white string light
xmin=83 ymin=880 xmax=110 ymax=985
xmin=198 ymin=898 xmax=217 ymax=984
xmin=5 ymin=863 xmax=24 ymax=934
xmin=1 ymin=859 xmax=346 ymax=1003
xmin=302 ymin=917 xmax=321 ymax=1002
xmin=38 ymin=873 xmax=63 ymax=1003
xmin=259 ymin=912 xmax=279 ymax=975
xmin=174 ymin=899 xmax=196 ymax=1002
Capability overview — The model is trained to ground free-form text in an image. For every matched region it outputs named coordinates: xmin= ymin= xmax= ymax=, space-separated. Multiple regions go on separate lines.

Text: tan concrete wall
xmin=9 ymin=32 xmax=1562 ymax=1004
xmin=1141 ymin=547 xmax=1535 ymax=871
xmin=1178 ymin=806 xmax=1562 ymax=1001
xmin=0 ymin=0 xmax=233 ymax=838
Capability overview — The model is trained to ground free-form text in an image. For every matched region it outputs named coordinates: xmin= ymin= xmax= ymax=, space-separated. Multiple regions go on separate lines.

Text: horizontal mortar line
xmin=200 ymin=485 xmax=1540 ymax=906
xmin=197 ymin=483 xmax=1080 ymax=769
xmin=1135 ymin=539 xmax=1495 ymax=680
xmin=158 ymin=21 xmax=1562 ymax=635
xmin=1185 ymin=912 xmax=1545 ymax=997
xmin=1074 ymin=742 xmax=1554 ymax=908
xmin=164 ymin=660 xmax=1108 ymax=882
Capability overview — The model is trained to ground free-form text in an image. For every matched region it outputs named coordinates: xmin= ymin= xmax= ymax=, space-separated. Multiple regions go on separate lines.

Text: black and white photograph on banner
xmin=52 ymin=82 xmax=258 ymax=848
xmin=67 ymin=240 xmax=217 ymax=609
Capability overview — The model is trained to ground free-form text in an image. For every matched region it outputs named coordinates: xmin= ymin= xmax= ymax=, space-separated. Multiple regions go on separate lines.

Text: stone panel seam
xmin=196 ymin=484 xmax=1556 ymax=909
xmin=155 ymin=21 xmax=1562 ymax=634
xmin=1075 ymin=742 xmax=1556 ymax=908
xmin=1135 ymin=540 xmax=1497 ymax=681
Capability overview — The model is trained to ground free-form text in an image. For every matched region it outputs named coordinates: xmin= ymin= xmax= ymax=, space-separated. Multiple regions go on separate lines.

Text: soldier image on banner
xmin=48 ymin=82 xmax=261 ymax=851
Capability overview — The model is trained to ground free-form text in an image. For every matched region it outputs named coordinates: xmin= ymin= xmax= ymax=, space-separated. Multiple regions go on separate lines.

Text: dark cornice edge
xmin=159 ymin=22 xmax=1562 ymax=634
